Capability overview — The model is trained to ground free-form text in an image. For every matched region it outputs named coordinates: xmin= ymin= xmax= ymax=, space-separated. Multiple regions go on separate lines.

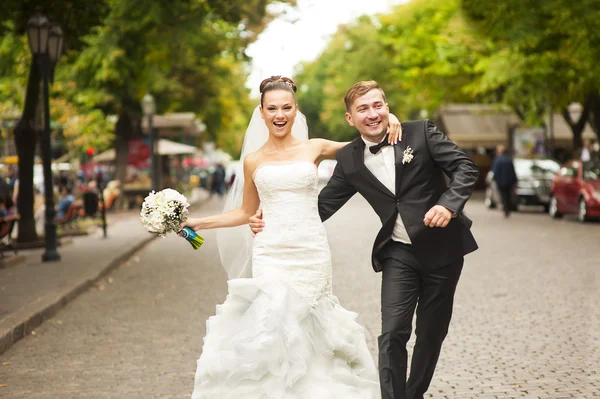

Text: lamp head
xmin=26 ymin=8 xmax=50 ymax=56
xmin=141 ymin=93 xmax=156 ymax=116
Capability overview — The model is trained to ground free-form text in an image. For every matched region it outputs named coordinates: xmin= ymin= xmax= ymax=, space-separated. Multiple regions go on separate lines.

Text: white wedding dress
xmin=191 ymin=161 xmax=380 ymax=398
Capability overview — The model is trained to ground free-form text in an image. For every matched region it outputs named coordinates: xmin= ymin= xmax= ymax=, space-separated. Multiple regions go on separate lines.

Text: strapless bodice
xmin=251 ymin=161 xmax=332 ymax=305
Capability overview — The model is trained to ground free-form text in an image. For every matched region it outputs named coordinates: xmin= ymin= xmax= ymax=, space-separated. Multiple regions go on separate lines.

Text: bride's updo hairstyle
xmin=259 ymin=75 xmax=297 ymax=107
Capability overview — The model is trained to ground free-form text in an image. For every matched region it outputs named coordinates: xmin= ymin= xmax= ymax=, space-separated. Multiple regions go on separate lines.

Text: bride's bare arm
xmin=180 ymin=156 xmax=260 ymax=231
xmin=313 ymin=139 xmax=352 ymax=161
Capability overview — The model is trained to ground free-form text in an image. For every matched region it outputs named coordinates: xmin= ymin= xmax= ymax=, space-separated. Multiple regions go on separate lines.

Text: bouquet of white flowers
xmin=140 ymin=188 xmax=204 ymax=249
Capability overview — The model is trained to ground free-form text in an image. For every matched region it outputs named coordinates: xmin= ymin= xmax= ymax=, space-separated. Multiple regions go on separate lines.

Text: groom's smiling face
xmin=345 ymin=89 xmax=390 ymax=143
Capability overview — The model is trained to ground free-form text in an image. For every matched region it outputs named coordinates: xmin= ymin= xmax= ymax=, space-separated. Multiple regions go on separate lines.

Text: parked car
xmin=485 ymin=158 xmax=560 ymax=212
xmin=549 ymin=159 xmax=600 ymax=222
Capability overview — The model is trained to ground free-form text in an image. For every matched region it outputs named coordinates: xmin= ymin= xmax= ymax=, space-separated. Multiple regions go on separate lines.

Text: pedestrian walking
xmin=491 ymin=145 xmax=518 ymax=217
xmin=209 ymin=163 xmax=226 ymax=197
xmin=580 ymin=139 xmax=592 ymax=162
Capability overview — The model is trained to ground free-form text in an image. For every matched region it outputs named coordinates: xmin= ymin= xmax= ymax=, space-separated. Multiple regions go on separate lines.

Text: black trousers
xmin=378 ymin=241 xmax=463 ymax=399
xmin=498 ymin=185 xmax=514 ymax=216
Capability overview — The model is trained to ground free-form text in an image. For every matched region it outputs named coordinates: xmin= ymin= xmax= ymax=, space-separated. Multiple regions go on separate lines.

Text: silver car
xmin=485 ymin=158 xmax=561 ymax=212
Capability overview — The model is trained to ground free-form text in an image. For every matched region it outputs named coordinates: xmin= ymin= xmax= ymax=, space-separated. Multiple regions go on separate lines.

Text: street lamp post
xmin=141 ymin=93 xmax=159 ymax=191
xmin=27 ymin=8 xmax=63 ymax=262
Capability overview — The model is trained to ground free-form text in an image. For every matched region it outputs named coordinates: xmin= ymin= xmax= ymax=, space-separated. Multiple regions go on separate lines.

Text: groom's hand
xmin=424 ymin=205 xmax=453 ymax=228
xmin=249 ymin=209 xmax=264 ymax=237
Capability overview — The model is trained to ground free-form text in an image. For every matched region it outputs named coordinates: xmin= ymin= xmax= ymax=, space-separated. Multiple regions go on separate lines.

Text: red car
xmin=549 ymin=159 xmax=600 ymax=222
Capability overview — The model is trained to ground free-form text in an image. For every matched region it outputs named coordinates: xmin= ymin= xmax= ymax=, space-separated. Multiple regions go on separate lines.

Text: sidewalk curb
xmin=0 ymin=197 xmax=208 ymax=356
xmin=0 ymin=234 xmax=158 ymax=355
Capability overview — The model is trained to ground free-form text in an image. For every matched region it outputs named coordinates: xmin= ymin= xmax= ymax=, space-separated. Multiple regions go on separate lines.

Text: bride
xmin=181 ymin=76 xmax=401 ymax=398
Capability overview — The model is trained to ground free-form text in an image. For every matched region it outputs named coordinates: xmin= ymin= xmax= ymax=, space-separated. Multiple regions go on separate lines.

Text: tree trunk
xmin=562 ymin=94 xmax=591 ymax=149
xmin=113 ymin=109 xmax=132 ymax=210
xmin=588 ymin=92 xmax=600 ymax=142
xmin=513 ymin=105 xmax=526 ymax=122
xmin=14 ymin=63 xmax=40 ymax=242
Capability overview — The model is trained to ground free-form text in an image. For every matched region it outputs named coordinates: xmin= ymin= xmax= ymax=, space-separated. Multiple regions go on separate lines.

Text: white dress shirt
xmin=581 ymin=148 xmax=591 ymax=162
xmin=362 ymin=138 xmax=412 ymax=244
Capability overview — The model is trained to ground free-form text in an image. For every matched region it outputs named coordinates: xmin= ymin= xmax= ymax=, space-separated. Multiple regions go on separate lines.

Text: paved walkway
xmin=1 ymin=191 xmax=598 ymax=398
xmin=0 ymin=188 xmax=209 ymax=355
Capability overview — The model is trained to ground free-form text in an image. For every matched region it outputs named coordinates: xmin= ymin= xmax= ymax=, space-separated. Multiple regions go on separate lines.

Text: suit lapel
xmin=394 ymin=138 xmax=407 ymax=196
xmin=353 ymin=139 xmax=395 ymax=198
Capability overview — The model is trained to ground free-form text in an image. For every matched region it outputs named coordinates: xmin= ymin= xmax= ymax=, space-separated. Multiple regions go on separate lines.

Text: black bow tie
xmin=369 ymin=136 xmax=390 ymax=154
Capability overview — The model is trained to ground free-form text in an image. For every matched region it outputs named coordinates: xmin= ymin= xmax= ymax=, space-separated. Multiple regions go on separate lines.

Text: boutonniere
xmin=402 ymin=146 xmax=414 ymax=164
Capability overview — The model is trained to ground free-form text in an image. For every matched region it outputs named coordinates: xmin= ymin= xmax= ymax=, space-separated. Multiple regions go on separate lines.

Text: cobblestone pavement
xmin=0 ymin=193 xmax=598 ymax=399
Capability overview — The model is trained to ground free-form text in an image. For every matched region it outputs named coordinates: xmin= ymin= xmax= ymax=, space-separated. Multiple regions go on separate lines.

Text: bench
xmin=98 ymin=192 xmax=117 ymax=212
xmin=82 ymin=191 xmax=99 ymax=218
xmin=0 ymin=214 xmax=20 ymax=262
xmin=56 ymin=202 xmax=83 ymax=229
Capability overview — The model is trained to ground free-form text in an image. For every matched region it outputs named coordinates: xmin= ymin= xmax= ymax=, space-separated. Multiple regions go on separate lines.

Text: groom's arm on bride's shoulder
xmin=181 ymin=155 xmax=261 ymax=232
xmin=424 ymin=120 xmax=479 ymax=215
xmin=317 ymin=153 xmax=357 ymax=222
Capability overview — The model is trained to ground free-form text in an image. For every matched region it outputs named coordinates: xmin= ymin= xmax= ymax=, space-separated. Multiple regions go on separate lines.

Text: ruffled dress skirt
xmin=192 ymin=161 xmax=380 ymax=398
xmin=190 ymin=277 xmax=380 ymax=399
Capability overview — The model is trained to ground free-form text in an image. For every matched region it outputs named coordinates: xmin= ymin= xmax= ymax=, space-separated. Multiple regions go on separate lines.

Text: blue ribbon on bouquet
xmin=178 ymin=227 xmax=204 ymax=250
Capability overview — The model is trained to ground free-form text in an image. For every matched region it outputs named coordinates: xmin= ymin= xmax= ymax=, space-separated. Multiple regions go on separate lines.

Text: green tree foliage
xmin=0 ymin=21 xmax=115 ymax=157
xmin=296 ymin=16 xmax=396 ymax=142
xmin=62 ymin=0 xmax=294 ymax=184
xmin=0 ymin=0 xmax=294 ymax=241
xmin=296 ymin=0 xmax=600 ymax=147
xmin=0 ymin=0 xmax=110 ymax=51
xmin=295 ymin=0 xmax=490 ymax=141
xmin=378 ymin=0 xmax=491 ymax=118
xmin=201 ymin=55 xmax=254 ymax=158
xmin=2 ymin=0 xmax=296 ymax=156
xmin=0 ymin=22 xmax=30 ymax=117
xmin=461 ymin=0 xmax=600 ymax=143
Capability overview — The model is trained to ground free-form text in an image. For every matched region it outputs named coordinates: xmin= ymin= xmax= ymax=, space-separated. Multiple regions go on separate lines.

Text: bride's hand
xmin=179 ymin=218 xmax=202 ymax=233
xmin=387 ymin=113 xmax=403 ymax=145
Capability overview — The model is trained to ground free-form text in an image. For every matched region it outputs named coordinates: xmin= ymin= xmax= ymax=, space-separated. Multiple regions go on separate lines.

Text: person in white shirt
xmin=581 ymin=139 xmax=592 ymax=162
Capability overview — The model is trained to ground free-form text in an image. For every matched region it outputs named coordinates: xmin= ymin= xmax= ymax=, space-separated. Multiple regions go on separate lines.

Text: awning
xmin=156 ymin=139 xmax=201 ymax=156
xmin=140 ymin=113 xmax=206 ymax=137
xmin=91 ymin=149 xmax=116 ymax=163
xmin=437 ymin=104 xmax=520 ymax=149
xmin=92 ymin=139 xmax=201 ymax=163
xmin=53 ymin=153 xmax=74 ymax=164
xmin=437 ymin=103 xmax=596 ymax=149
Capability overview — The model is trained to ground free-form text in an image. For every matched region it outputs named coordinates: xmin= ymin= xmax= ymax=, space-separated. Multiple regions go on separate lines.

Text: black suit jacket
xmin=318 ymin=120 xmax=479 ymax=272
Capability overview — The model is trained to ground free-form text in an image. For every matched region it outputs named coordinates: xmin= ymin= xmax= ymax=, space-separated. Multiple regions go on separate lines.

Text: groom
xmin=250 ymin=80 xmax=479 ymax=399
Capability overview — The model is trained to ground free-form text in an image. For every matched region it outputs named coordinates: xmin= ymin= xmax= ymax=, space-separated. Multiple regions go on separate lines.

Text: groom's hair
xmin=259 ymin=76 xmax=297 ymax=106
xmin=344 ymin=81 xmax=387 ymax=112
